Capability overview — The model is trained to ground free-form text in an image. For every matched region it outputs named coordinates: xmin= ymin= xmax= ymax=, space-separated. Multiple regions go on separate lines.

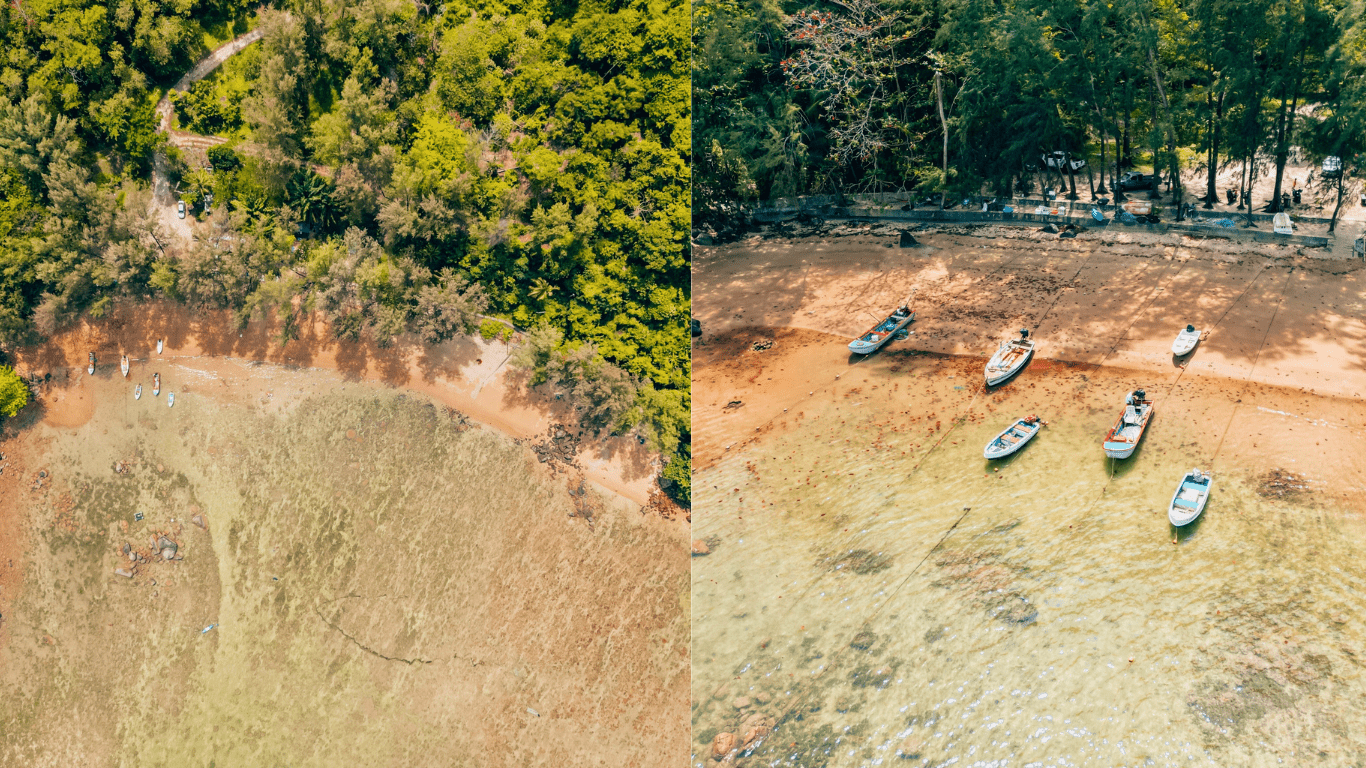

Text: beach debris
xmin=692 ymin=539 xmax=711 ymax=556
xmin=527 ymin=707 xmax=540 ymax=717
xmin=1041 ymin=223 xmax=1060 ymax=234
xmin=201 ymin=624 xmax=216 ymax=634
xmin=134 ymin=512 xmax=144 ymax=521
xmin=723 ymin=400 xmax=743 ymax=411
xmin=530 ymin=423 xmax=580 ymax=466
xmin=1258 ymin=468 xmax=1311 ymax=499
xmin=750 ymin=338 xmax=773 ymax=352
xmin=191 ymin=514 xmax=206 ymax=530
xmin=114 ymin=568 xmax=135 ymax=578
xmin=899 ymin=231 xmax=919 ymax=247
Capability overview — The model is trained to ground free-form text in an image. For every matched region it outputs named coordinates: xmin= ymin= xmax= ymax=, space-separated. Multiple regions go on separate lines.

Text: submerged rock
xmin=692 ymin=539 xmax=711 ymax=556
xmin=711 ymin=731 xmax=738 ymax=760
xmin=896 ymin=736 xmax=925 ymax=758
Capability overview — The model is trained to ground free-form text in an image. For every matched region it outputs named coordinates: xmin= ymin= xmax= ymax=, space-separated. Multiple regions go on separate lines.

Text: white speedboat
xmin=1172 ymin=325 xmax=1200 ymax=356
xmin=87 ymin=352 xmax=95 ymax=375
xmin=134 ymin=384 xmax=142 ymax=400
xmin=168 ymin=393 xmax=175 ymax=408
xmin=152 ymin=373 xmax=160 ymax=397
xmin=983 ymin=415 xmax=1045 ymax=459
xmin=1169 ymin=468 xmax=1212 ymax=526
xmin=985 ymin=330 xmax=1035 ymax=386
xmin=121 ymin=354 xmax=129 ymax=377
xmin=1103 ymin=389 xmax=1153 ymax=459
xmin=156 ymin=339 xmax=163 ymax=355
xmin=848 ymin=306 xmax=915 ymax=355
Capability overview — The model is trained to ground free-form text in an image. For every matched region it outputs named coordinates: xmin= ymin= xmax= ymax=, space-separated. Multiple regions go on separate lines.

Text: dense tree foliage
xmin=0 ymin=364 xmax=26 ymax=418
xmin=696 ymin=0 xmax=1366 ymax=232
xmin=0 ymin=0 xmax=691 ymax=500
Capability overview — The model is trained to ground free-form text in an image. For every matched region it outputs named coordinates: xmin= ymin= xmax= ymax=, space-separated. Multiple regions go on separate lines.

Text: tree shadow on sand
xmin=498 ymin=367 xmax=658 ymax=484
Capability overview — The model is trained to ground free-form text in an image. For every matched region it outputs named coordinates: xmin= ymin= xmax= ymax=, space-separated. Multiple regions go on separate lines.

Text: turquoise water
xmin=693 ymin=353 xmax=1366 ymax=767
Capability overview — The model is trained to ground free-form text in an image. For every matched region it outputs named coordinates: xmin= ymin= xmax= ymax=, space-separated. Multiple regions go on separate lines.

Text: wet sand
xmin=691 ymin=227 xmax=1366 ymax=766
xmin=0 ymin=306 xmax=688 ymax=767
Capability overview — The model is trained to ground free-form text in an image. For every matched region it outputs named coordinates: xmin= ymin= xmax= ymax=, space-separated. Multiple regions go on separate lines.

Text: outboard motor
xmin=1293 ymin=188 xmax=1302 ymax=204
xmin=1020 ymin=329 xmax=1030 ymax=339
xmin=1134 ymin=389 xmax=1146 ymax=402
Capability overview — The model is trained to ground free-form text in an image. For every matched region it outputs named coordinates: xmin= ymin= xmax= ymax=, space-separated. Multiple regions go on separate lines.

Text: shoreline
xmin=692 ymin=224 xmax=1366 ymax=498
xmin=3 ymin=300 xmax=665 ymax=510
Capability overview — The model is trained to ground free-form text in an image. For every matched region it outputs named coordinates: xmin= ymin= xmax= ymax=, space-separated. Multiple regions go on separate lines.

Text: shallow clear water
xmin=693 ymin=354 xmax=1366 ymax=767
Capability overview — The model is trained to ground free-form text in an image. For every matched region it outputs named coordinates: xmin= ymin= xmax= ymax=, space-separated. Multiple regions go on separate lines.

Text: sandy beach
xmin=691 ymin=222 xmax=1366 ymax=766
xmin=694 ymin=223 xmax=1366 ymax=487
xmin=5 ymin=300 xmax=662 ymax=507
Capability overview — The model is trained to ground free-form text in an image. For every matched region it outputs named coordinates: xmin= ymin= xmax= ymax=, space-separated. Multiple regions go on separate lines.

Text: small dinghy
xmin=120 ymin=354 xmax=130 ymax=377
xmin=1169 ymin=468 xmax=1212 ymax=526
xmin=156 ymin=339 xmax=164 ymax=355
xmin=152 ymin=373 xmax=161 ymax=397
xmin=985 ymin=329 xmax=1035 ymax=386
xmin=1172 ymin=324 xmax=1200 ymax=356
xmin=134 ymin=384 xmax=142 ymax=400
xmin=167 ymin=393 xmax=175 ymax=408
xmin=87 ymin=352 xmax=95 ymax=375
xmin=984 ymin=415 xmax=1046 ymax=460
xmin=848 ymin=306 xmax=915 ymax=355
xmin=1103 ymin=389 xmax=1153 ymax=459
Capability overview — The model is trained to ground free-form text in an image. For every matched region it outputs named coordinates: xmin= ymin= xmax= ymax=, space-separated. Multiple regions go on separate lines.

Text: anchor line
xmin=1208 ymin=265 xmax=1295 ymax=469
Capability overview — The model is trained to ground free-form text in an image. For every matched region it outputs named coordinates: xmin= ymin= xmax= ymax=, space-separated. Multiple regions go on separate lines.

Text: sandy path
xmin=6 ymin=301 xmax=660 ymax=507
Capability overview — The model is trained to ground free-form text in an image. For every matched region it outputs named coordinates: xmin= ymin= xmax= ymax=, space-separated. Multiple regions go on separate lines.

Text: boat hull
xmin=1172 ymin=330 xmax=1200 ymax=356
xmin=848 ymin=312 xmax=915 ymax=354
xmin=1169 ymin=473 xmax=1212 ymax=526
xmin=1103 ymin=392 xmax=1152 ymax=459
xmin=984 ymin=419 xmax=1041 ymax=459
xmin=985 ymin=345 xmax=1033 ymax=386
xmin=1103 ymin=442 xmax=1138 ymax=459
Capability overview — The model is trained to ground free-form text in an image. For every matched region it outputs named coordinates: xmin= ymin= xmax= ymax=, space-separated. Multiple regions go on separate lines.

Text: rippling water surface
xmin=693 ymin=354 xmax=1366 ymax=767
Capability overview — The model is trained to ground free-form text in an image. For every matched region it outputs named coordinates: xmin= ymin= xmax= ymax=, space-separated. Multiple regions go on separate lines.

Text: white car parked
xmin=177 ymin=200 xmax=186 ymax=219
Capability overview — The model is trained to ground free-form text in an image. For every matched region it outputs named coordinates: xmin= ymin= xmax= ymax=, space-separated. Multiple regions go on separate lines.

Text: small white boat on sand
xmin=1103 ymin=389 xmax=1153 ymax=459
xmin=1273 ymin=212 xmax=1293 ymax=235
xmin=134 ymin=384 xmax=142 ymax=400
xmin=156 ymin=339 xmax=164 ymax=355
xmin=848 ymin=306 xmax=915 ymax=355
xmin=152 ymin=373 xmax=161 ymax=397
xmin=985 ymin=330 xmax=1035 ymax=386
xmin=168 ymin=393 xmax=175 ymax=408
xmin=87 ymin=352 xmax=95 ymax=375
xmin=1169 ymin=468 xmax=1212 ymax=526
xmin=121 ymin=354 xmax=130 ymax=377
xmin=1172 ymin=325 xmax=1200 ymax=356
xmin=984 ymin=415 xmax=1046 ymax=459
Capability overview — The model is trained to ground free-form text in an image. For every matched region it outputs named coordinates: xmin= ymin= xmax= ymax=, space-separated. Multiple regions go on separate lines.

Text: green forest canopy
xmin=0 ymin=0 xmax=691 ymax=500
xmin=694 ymin=0 xmax=1366 ymax=230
